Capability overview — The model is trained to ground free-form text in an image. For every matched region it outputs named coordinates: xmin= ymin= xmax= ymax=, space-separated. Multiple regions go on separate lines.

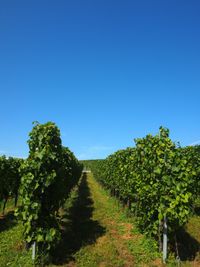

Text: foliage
xmin=16 ymin=121 xmax=82 ymax=261
xmin=180 ymin=145 xmax=200 ymax=197
xmin=133 ymin=127 xmax=195 ymax=237
xmin=0 ymin=156 xmax=22 ymax=212
xmin=85 ymin=127 xmax=199 ymax=249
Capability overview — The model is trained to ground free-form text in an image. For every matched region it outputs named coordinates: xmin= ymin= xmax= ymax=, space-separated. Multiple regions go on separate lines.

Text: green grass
xmin=0 ymin=174 xmax=200 ymax=266
xmin=0 ymin=212 xmax=33 ymax=267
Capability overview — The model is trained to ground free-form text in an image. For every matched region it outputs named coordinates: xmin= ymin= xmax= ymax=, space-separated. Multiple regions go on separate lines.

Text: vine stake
xmin=163 ymin=215 xmax=167 ymax=263
xmin=32 ymin=241 xmax=36 ymax=261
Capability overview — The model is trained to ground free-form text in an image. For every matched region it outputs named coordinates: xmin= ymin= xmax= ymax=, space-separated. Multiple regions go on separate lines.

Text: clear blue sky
xmin=0 ymin=0 xmax=200 ymax=159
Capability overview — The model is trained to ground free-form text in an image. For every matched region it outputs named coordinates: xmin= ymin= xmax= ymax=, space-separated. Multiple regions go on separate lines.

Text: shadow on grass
xmin=174 ymin=227 xmax=200 ymax=261
xmin=51 ymin=173 xmax=106 ymax=265
xmin=0 ymin=211 xmax=17 ymax=232
xmin=194 ymin=206 xmax=200 ymax=216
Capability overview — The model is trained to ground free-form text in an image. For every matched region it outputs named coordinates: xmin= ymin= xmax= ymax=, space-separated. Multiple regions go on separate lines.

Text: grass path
xmin=51 ymin=173 xmax=160 ymax=267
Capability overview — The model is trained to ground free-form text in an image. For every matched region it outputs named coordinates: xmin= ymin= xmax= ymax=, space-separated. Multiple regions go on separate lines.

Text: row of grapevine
xmin=12 ymin=121 xmax=83 ymax=263
xmin=181 ymin=145 xmax=200 ymax=198
xmin=0 ymin=156 xmax=22 ymax=213
xmin=87 ymin=127 xmax=200 ymax=260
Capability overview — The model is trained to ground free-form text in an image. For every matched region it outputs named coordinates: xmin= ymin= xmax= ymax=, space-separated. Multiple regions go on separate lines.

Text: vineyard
xmin=0 ymin=124 xmax=200 ymax=266
xmin=82 ymin=127 xmax=200 ymax=264
xmin=0 ymin=122 xmax=83 ymax=265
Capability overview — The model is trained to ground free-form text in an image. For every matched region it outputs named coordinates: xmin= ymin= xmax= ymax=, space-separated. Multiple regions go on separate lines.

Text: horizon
xmin=0 ymin=121 xmax=199 ymax=160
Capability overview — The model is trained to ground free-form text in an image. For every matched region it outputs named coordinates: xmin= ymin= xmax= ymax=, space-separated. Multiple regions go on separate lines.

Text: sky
xmin=0 ymin=0 xmax=200 ymax=159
